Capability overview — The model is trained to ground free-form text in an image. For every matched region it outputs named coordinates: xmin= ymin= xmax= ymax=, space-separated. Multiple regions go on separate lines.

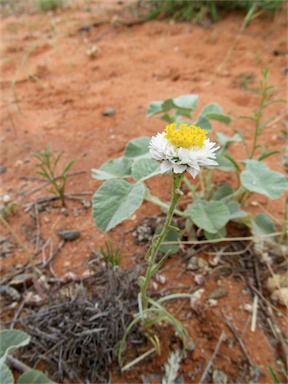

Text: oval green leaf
xmin=204 ymin=226 xmax=227 ymax=241
xmin=188 ymin=200 xmax=230 ymax=234
xmin=155 ymin=227 xmax=180 ymax=254
xmin=92 ymin=180 xmax=145 ymax=232
xmin=131 ymin=158 xmax=161 ymax=182
xmin=216 ymin=153 xmax=238 ymax=172
xmin=201 ymin=103 xmax=223 ymax=115
xmin=204 ymin=113 xmax=231 ymax=125
xmin=91 ymin=157 xmax=131 ymax=180
xmin=172 ymin=94 xmax=198 ymax=110
xmin=0 ymin=330 xmax=30 ymax=369
xmin=124 ymin=137 xmax=151 ymax=160
xmin=228 ymin=201 xmax=248 ymax=220
xmin=194 ymin=115 xmax=212 ymax=132
xmin=146 ymin=101 xmax=164 ymax=117
xmin=241 ymin=160 xmax=288 ymax=200
xmin=215 ymin=132 xmax=242 ymax=148
xmin=211 ymin=183 xmax=234 ymax=200
xmin=252 ymin=213 xmax=275 ymax=238
xmin=18 ymin=370 xmax=51 ymax=384
xmin=0 ymin=363 xmax=13 ymax=384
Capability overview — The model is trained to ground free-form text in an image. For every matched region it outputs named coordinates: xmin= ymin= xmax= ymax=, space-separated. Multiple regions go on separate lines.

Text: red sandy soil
xmin=0 ymin=1 xmax=287 ymax=383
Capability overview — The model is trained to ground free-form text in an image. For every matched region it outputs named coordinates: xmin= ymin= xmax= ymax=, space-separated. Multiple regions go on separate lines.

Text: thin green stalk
xmin=278 ymin=195 xmax=288 ymax=245
xmin=250 ymin=69 xmax=270 ymax=159
xmin=183 ymin=176 xmax=200 ymax=200
xmin=221 ymin=186 xmax=246 ymax=204
xmin=140 ymin=173 xmax=184 ymax=310
xmin=198 ymin=170 xmax=206 ymax=199
xmin=144 ymin=189 xmax=187 ymax=218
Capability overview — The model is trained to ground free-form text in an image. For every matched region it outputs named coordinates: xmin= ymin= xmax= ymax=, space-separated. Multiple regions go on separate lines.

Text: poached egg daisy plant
xmin=139 ymin=123 xmax=220 ymax=317
xmin=149 ymin=122 xmax=219 ymax=178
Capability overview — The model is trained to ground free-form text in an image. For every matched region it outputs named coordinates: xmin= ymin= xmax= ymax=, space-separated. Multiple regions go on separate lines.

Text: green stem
xmin=144 ymin=190 xmax=187 ymax=218
xmin=198 ymin=170 xmax=205 ymax=199
xmin=140 ymin=173 xmax=184 ymax=310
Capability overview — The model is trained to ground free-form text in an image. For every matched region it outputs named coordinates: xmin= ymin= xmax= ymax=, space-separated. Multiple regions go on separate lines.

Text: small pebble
xmin=102 ymin=108 xmax=115 ymax=116
xmin=190 ymin=288 xmax=205 ymax=310
xmin=81 ymin=199 xmax=91 ymax=208
xmin=60 ymin=207 xmax=68 ymax=216
xmin=72 ymin=208 xmax=80 ymax=217
xmin=0 ymin=165 xmax=7 ymax=174
xmin=194 ymin=274 xmax=205 ymax=285
xmin=243 ymin=303 xmax=253 ymax=312
xmin=271 ymin=288 xmax=288 ymax=307
xmin=9 ymin=273 xmax=34 ymax=287
xmin=155 ymin=274 xmax=166 ymax=285
xmin=198 ymin=257 xmax=209 ymax=270
xmin=213 ymin=369 xmax=228 ymax=384
xmin=187 ymin=256 xmax=199 ymax=271
xmin=2 ymin=194 xmax=11 ymax=203
xmin=57 ymin=229 xmax=80 ymax=241
xmin=207 ymin=299 xmax=218 ymax=307
xmin=208 ymin=287 xmax=228 ymax=300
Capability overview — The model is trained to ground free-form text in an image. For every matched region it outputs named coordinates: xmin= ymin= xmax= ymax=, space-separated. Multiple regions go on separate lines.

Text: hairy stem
xmin=140 ymin=173 xmax=184 ymax=310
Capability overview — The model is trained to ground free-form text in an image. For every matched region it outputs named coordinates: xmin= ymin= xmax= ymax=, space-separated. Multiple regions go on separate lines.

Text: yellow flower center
xmin=164 ymin=123 xmax=208 ymax=149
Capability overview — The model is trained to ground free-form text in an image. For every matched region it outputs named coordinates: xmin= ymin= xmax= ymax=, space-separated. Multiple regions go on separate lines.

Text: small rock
xmin=208 ymin=287 xmax=228 ymax=300
xmin=9 ymin=273 xmax=34 ymax=287
xmin=0 ymin=165 xmax=7 ymax=174
xmin=60 ymin=207 xmax=68 ymax=216
xmin=194 ymin=274 xmax=205 ymax=285
xmin=24 ymin=292 xmax=43 ymax=305
xmin=86 ymin=45 xmax=100 ymax=58
xmin=271 ymin=288 xmax=288 ymax=307
xmin=72 ymin=208 xmax=80 ymax=217
xmin=243 ymin=303 xmax=253 ymax=312
xmin=267 ymin=273 xmax=288 ymax=292
xmin=81 ymin=199 xmax=91 ymax=208
xmin=102 ymin=108 xmax=115 ymax=116
xmin=57 ymin=230 xmax=80 ymax=241
xmin=2 ymin=195 xmax=11 ymax=203
xmin=62 ymin=272 xmax=78 ymax=283
xmin=190 ymin=288 xmax=205 ymax=310
xmin=187 ymin=256 xmax=199 ymax=271
xmin=155 ymin=274 xmax=166 ymax=285
xmin=152 ymin=281 xmax=158 ymax=290
xmin=213 ymin=369 xmax=228 ymax=384
xmin=198 ymin=258 xmax=209 ymax=269
xmin=207 ymin=299 xmax=218 ymax=307
xmin=82 ymin=269 xmax=93 ymax=278
xmin=0 ymin=285 xmax=21 ymax=301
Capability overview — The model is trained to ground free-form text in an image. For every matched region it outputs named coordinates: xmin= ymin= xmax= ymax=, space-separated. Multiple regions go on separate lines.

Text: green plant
xmin=0 ymin=195 xmax=16 ymax=220
xmin=267 ymin=365 xmax=280 ymax=384
xmin=32 ymin=144 xmax=76 ymax=207
xmin=92 ymin=69 xmax=287 ymax=366
xmin=35 ymin=0 xmax=64 ymax=12
xmin=99 ymin=241 xmax=125 ymax=268
xmin=144 ymin=0 xmax=283 ymax=25
xmin=0 ymin=329 xmax=51 ymax=384
xmin=92 ymin=69 xmax=287 ymax=241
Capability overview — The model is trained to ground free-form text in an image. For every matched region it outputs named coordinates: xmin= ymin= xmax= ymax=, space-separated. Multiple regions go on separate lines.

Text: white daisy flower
xmin=149 ymin=123 xmax=219 ymax=178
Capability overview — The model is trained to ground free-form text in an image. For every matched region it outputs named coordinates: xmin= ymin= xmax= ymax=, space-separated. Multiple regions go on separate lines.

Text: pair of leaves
xmin=188 ymin=199 xmax=248 ymax=238
xmin=0 ymin=329 xmax=50 ymax=384
xmin=188 ymin=200 xmax=230 ymax=235
xmin=92 ymin=137 xmax=160 ymax=182
xmin=92 ymin=137 xmax=162 ymax=232
xmin=241 ymin=160 xmax=288 ymax=200
xmin=147 ymin=95 xmax=231 ymax=128
xmin=146 ymin=94 xmax=199 ymax=120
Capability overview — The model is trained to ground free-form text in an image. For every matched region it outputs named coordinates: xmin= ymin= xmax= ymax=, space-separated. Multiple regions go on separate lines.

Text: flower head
xmin=149 ymin=122 xmax=219 ymax=178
